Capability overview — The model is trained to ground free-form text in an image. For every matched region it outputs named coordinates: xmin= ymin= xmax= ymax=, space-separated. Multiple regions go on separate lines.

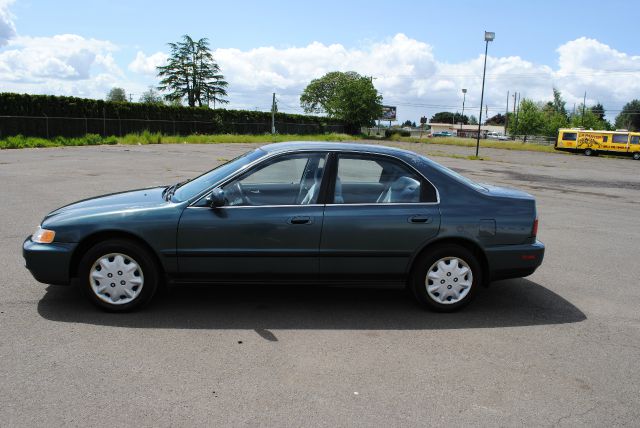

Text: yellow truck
xmin=555 ymin=128 xmax=640 ymax=160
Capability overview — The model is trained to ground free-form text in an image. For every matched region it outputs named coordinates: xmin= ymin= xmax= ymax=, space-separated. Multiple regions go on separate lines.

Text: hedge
xmin=0 ymin=93 xmax=345 ymax=138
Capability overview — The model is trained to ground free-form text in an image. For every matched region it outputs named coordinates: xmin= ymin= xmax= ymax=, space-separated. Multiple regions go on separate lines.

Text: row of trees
xmin=429 ymin=112 xmax=478 ymax=125
xmin=106 ymin=87 xmax=164 ymax=104
xmin=425 ymin=90 xmax=640 ymax=137
xmin=509 ymin=90 xmax=640 ymax=136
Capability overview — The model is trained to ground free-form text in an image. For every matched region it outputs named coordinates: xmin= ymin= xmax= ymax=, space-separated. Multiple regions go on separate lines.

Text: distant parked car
xmin=23 ymin=142 xmax=544 ymax=312
xmin=486 ymin=131 xmax=509 ymax=141
xmin=432 ymin=131 xmax=453 ymax=137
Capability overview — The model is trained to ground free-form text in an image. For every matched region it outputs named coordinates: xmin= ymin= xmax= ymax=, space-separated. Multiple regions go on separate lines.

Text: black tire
xmin=410 ymin=244 xmax=482 ymax=312
xmin=633 ymin=152 xmax=640 ymax=161
xmin=584 ymin=148 xmax=593 ymax=156
xmin=77 ymin=239 xmax=159 ymax=312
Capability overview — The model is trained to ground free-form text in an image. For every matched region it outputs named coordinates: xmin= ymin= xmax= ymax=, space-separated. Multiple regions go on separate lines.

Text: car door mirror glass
xmin=207 ymin=188 xmax=226 ymax=208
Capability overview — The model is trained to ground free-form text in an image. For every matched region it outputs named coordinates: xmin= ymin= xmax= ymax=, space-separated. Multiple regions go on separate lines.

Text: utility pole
xmin=504 ymin=90 xmax=509 ymax=136
xmin=271 ymin=92 xmax=276 ymax=134
xmin=514 ymin=92 xmax=521 ymax=130
xmin=582 ymin=91 xmax=587 ymax=127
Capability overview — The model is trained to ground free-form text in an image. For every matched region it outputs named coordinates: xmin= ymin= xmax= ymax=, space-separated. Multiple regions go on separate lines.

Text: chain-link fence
xmin=0 ymin=115 xmax=345 ymax=138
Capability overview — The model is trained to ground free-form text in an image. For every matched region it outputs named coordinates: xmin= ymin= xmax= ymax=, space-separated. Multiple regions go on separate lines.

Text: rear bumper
xmin=23 ymin=237 xmax=76 ymax=285
xmin=485 ymin=240 xmax=545 ymax=281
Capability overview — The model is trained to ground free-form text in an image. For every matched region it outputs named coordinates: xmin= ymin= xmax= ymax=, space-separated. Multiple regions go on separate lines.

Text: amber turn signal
xmin=32 ymin=226 xmax=55 ymax=244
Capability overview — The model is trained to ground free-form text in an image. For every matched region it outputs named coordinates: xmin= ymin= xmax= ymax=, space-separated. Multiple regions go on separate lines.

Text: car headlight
xmin=32 ymin=226 xmax=55 ymax=244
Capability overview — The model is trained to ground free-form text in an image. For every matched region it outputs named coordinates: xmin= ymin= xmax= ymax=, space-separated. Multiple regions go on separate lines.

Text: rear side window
xmin=631 ymin=136 xmax=640 ymax=145
xmin=562 ymin=132 xmax=577 ymax=141
xmin=337 ymin=158 xmax=383 ymax=183
xmin=613 ymin=134 xmax=629 ymax=144
xmin=333 ymin=155 xmax=437 ymax=204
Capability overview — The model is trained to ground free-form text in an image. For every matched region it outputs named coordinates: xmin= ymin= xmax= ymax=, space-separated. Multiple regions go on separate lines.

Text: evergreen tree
xmin=157 ymin=35 xmax=228 ymax=107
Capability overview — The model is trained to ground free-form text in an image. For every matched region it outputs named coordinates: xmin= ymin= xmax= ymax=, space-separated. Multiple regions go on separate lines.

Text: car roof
xmin=259 ymin=141 xmax=420 ymax=159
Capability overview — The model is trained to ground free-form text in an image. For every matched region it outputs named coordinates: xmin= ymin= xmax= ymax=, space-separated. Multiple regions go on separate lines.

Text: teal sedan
xmin=23 ymin=142 xmax=544 ymax=312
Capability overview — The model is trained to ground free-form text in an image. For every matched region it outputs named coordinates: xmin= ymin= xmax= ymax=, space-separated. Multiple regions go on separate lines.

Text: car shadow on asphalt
xmin=36 ymin=278 xmax=586 ymax=331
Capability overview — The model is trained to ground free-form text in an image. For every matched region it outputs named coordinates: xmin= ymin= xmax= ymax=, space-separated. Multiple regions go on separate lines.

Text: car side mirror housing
xmin=206 ymin=188 xmax=226 ymax=208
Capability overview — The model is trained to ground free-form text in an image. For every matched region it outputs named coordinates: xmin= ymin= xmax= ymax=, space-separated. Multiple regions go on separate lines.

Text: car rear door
xmin=319 ymin=153 xmax=441 ymax=282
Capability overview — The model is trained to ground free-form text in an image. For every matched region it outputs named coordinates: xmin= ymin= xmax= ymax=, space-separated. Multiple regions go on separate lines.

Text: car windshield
xmin=172 ymin=149 xmax=265 ymax=202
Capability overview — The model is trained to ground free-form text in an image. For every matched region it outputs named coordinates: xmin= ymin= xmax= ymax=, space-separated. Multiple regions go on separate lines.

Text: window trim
xmin=188 ymin=149 xmax=440 ymax=208
xmin=323 ymin=151 xmax=440 ymax=206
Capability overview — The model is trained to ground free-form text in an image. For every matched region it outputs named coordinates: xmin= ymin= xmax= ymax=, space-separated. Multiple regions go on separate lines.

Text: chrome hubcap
xmin=425 ymin=257 xmax=473 ymax=304
xmin=89 ymin=253 xmax=144 ymax=305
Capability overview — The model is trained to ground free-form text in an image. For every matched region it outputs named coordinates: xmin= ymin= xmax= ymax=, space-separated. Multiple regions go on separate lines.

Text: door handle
xmin=408 ymin=215 xmax=431 ymax=224
xmin=288 ymin=216 xmax=312 ymax=225
xmin=249 ymin=189 xmax=260 ymax=194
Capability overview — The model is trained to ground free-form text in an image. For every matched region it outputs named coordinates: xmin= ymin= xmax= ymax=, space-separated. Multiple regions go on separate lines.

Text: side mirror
xmin=206 ymin=188 xmax=226 ymax=208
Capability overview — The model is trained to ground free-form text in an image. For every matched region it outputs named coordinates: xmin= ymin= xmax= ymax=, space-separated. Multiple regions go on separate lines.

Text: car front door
xmin=176 ymin=152 xmax=328 ymax=281
xmin=320 ymin=153 xmax=441 ymax=282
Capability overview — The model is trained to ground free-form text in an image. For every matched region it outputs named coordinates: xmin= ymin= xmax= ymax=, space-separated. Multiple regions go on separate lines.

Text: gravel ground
xmin=1 ymin=141 xmax=639 ymax=427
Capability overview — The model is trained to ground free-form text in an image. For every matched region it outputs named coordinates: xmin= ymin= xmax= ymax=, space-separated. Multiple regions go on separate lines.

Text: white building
xmin=428 ymin=123 xmax=506 ymax=138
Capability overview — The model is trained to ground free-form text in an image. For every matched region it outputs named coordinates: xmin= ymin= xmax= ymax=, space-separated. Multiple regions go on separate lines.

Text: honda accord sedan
xmin=23 ymin=142 xmax=544 ymax=312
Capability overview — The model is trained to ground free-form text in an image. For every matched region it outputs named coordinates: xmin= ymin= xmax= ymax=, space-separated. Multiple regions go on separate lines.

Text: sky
xmin=1 ymin=0 xmax=640 ymax=123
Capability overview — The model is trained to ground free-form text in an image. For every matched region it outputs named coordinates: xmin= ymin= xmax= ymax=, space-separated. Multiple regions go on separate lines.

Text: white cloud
xmin=0 ymin=0 xmax=16 ymax=46
xmin=198 ymin=34 xmax=640 ymax=121
xmin=128 ymin=50 xmax=168 ymax=75
xmin=0 ymin=33 xmax=124 ymax=98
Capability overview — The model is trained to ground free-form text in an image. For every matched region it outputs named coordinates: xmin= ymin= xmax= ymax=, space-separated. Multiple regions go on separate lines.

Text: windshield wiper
xmin=164 ymin=179 xmax=191 ymax=201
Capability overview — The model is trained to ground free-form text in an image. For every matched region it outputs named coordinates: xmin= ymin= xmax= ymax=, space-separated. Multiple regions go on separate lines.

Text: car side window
xmin=333 ymin=155 xmax=435 ymax=204
xmin=221 ymin=153 xmax=326 ymax=206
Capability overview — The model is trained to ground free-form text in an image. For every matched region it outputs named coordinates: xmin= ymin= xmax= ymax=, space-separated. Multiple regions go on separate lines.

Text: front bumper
xmin=485 ymin=239 xmax=545 ymax=281
xmin=23 ymin=237 xmax=77 ymax=285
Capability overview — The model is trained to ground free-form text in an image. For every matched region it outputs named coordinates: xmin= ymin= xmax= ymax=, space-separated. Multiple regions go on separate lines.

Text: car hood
xmin=480 ymin=183 xmax=534 ymax=200
xmin=43 ymin=186 xmax=168 ymax=223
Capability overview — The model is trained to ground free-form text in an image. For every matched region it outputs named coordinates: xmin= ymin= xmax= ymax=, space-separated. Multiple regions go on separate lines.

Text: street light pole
xmin=460 ymin=88 xmax=467 ymax=134
xmin=476 ymin=31 xmax=494 ymax=157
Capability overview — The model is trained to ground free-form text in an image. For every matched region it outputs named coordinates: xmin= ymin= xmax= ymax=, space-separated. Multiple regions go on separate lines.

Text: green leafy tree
xmin=106 ymin=87 xmax=127 ymax=102
xmin=540 ymin=101 xmax=568 ymax=137
xmin=614 ymin=100 xmax=640 ymax=131
xmin=550 ymin=87 xmax=567 ymax=117
xmin=430 ymin=112 xmax=468 ymax=124
xmin=468 ymin=115 xmax=478 ymax=125
xmin=157 ymin=35 xmax=229 ymax=107
xmin=508 ymin=98 xmax=545 ymax=136
xmin=300 ymin=71 xmax=382 ymax=133
xmin=571 ymin=104 xmax=611 ymax=130
xmin=139 ymin=87 xmax=163 ymax=104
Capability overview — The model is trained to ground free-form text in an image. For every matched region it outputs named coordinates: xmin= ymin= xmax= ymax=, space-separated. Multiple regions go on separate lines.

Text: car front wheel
xmin=410 ymin=244 xmax=481 ymax=312
xmin=78 ymin=239 xmax=159 ymax=312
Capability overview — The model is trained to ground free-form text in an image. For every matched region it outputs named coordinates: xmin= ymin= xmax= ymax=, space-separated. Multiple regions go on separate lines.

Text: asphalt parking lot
xmin=1 ymin=140 xmax=640 ymax=426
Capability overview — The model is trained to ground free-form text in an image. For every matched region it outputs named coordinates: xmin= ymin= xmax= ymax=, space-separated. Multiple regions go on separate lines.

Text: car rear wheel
xmin=78 ymin=239 xmax=158 ymax=312
xmin=633 ymin=152 xmax=640 ymax=160
xmin=410 ymin=244 xmax=481 ymax=312
xmin=584 ymin=148 xmax=593 ymax=156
